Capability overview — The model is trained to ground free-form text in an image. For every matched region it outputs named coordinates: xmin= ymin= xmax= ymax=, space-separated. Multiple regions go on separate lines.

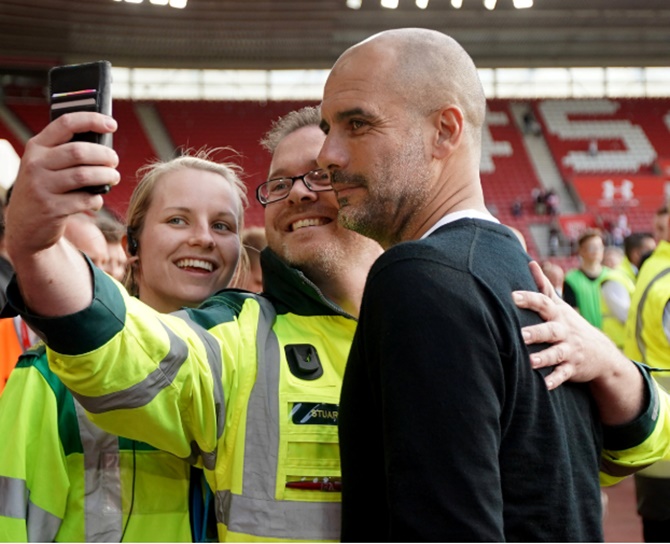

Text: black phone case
xmin=48 ymin=60 xmax=113 ymax=194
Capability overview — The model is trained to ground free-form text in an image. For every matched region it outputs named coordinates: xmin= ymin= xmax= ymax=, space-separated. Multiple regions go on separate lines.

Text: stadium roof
xmin=0 ymin=0 xmax=669 ymax=79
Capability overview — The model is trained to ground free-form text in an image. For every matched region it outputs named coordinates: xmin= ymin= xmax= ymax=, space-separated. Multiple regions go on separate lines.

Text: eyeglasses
xmin=256 ymin=169 xmax=333 ymax=206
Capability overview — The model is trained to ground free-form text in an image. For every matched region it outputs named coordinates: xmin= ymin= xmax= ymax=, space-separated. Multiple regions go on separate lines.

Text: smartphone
xmin=48 ymin=60 xmax=113 ymax=194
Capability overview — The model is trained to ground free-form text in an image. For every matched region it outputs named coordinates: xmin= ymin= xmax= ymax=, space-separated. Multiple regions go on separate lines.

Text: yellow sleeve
xmin=600 ymin=365 xmax=670 ymax=486
xmin=27 ymin=268 xmax=245 ymax=468
xmin=0 ymin=358 xmax=70 ymax=541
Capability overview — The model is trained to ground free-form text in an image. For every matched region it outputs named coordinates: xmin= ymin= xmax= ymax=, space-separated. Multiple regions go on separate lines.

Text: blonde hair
xmin=124 ymin=148 xmax=249 ymax=297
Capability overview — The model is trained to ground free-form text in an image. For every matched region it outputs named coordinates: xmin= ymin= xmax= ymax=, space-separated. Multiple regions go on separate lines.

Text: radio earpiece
xmin=127 ymin=229 xmax=139 ymax=256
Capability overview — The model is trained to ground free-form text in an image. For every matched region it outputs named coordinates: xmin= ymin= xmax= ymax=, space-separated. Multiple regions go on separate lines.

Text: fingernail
xmin=104 ymin=117 xmax=117 ymax=130
xmin=522 ymin=329 xmax=531 ymax=342
xmin=530 ymin=354 xmax=540 ymax=365
xmin=513 ymin=292 xmax=523 ymax=302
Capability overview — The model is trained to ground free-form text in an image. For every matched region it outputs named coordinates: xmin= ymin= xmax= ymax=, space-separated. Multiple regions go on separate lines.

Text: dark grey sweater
xmin=339 ymin=218 xmax=603 ymax=542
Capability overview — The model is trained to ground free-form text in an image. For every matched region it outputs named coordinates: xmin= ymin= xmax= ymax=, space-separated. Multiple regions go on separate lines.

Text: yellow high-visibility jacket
xmin=625 ymin=241 xmax=670 ymax=375
xmin=600 ymin=265 xmax=635 ymax=349
xmin=0 ymin=344 xmax=192 ymax=542
xmin=6 ymin=249 xmax=670 ymax=541
xmin=619 ymin=256 xmax=638 ymax=284
xmin=624 ymin=241 xmax=670 ymax=475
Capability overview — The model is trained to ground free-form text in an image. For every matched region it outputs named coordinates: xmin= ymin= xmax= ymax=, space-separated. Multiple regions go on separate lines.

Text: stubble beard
xmin=335 ymin=136 xmax=432 ymax=248
xmin=278 ymin=233 xmax=346 ymax=280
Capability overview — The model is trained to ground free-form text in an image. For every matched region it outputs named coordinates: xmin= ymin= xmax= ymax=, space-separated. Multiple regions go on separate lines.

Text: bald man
xmin=318 ymin=28 xmax=647 ymax=541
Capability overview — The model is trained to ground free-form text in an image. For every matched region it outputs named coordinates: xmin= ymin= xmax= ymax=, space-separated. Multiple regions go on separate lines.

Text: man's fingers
xmin=16 ymin=159 xmax=119 ymax=202
xmin=527 ymin=339 xmax=569 ymax=367
xmin=57 ymin=165 xmax=121 ymax=193
xmin=543 ymin=363 xmax=574 ymax=390
xmin=47 ymin=140 xmax=120 ymax=171
xmin=18 ymin=138 xmax=119 ymax=197
xmin=513 ymin=290 xmax=556 ymax=321
xmin=36 ymin=112 xmax=117 ymax=148
xmin=522 ymin=321 xmax=558 ymax=344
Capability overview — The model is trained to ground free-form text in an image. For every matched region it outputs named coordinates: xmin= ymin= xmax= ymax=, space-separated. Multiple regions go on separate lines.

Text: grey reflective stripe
xmin=0 ymin=475 xmax=27 ymax=518
xmin=181 ymin=440 xmax=218 ymax=471
xmin=26 ymin=501 xmax=62 ymax=543
xmin=241 ymin=298 xmax=280 ymax=500
xmin=635 ymin=268 xmax=670 ymax=363
xmin=173 ymin=309 xmax=226 ymax=439
xmin=0 ymin=475 xmax=62 ymax=542
xmin=215 ymin=297 xmax=341 ymax=540
xmin=71 ymin=313 xmax=224 ymax=458
xmin=75 ymin=400 xmax=123 ymax=542
xmin=219 ymin=491 xmax=341 ymax=540
xmin=71 ymin=322 xmax=189 ymax=413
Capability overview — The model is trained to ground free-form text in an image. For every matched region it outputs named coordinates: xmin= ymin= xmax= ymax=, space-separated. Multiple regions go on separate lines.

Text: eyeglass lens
xmin=261 ymin=170 xmax=331 ymax=203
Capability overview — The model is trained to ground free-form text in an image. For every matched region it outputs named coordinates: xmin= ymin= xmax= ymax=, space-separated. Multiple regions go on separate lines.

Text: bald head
xmin=64 ymin=213 xmax=109 ymax=270
xmin=334 ymin=28 xmax=486 ymax=145
xmin=319 ymin=28 xmax=491 ymax=246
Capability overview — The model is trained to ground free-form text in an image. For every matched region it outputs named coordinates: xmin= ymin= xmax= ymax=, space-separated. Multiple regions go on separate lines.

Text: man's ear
xmin=433 ymin=106 xmax=464 ymax=159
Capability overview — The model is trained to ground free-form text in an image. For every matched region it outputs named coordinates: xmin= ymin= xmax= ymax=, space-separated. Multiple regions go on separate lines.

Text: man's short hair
xmin=260 ymin=106 xmax=321 ymax=154
xmin=577 ymin=229 xmax=603 ymax=247
xmin=623 ymin=232 xmax=654 ymax=259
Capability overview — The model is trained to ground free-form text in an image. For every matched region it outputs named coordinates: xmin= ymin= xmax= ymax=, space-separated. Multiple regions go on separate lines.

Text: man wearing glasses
xmin=257 ymin=169 xmax=331 ymax=205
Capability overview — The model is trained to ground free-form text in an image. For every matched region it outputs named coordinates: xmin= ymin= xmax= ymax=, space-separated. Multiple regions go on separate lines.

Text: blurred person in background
xmin=0 ymin=197 xmax=13 ymax=296
xmin=603 ymin=245 xmax=624 ymax=269
xmin=0 ymin=195 xmax=18 ymax=394
xmin=653 ymin=205 xmax=668 ymax=243
xmin=0 ymin=213 xmax=106 ymax=395
xmin=564 ymin=229 xmax=608 ymax=327
xmin=0 ymin=152 xmax=247 ymax=542
xmin=624 ymin=219 xmax=670 ymax=542
xmin=95 ymin=206 xmax=128 ymax=282
xmin=240 ymin=226 xmax=267 ymax=292
xmin=600 ymin=232 xmax=656 ymax=350
xmin=63 ymin=213 xmax=109 ymax=271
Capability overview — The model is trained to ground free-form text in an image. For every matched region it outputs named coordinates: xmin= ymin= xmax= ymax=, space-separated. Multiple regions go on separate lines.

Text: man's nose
xmin=287 ymin=177 xmax=318 ymax=204
xmin=317 ymin=132 xmax=347 ymax=174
